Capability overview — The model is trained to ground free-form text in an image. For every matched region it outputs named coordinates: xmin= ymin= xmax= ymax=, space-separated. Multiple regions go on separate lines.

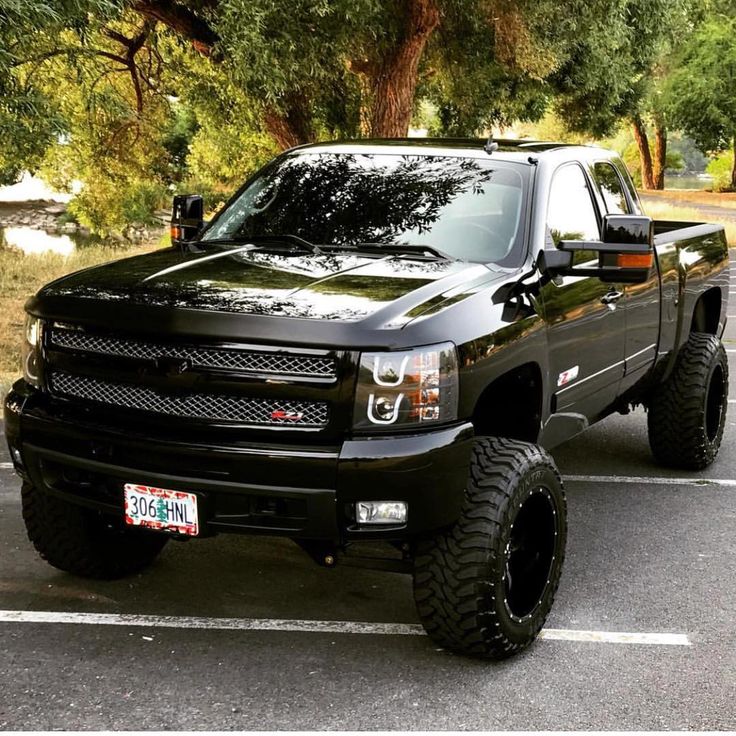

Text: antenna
xmin=484 ymin=134 xmax=499 ymax=155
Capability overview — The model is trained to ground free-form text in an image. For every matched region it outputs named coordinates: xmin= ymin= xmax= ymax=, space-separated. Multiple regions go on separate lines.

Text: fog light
xmin=356 ymin=501 xmax=407 ymax=525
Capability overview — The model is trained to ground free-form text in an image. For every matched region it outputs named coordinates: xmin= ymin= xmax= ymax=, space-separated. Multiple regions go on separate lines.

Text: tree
xmin=550 ymin=0 xmax=695 ymax=190
xmin=0 ymin=1 xmax=121 ymax=184
xmin=130 ymin=0 xmax=441 ymax=144
xmin=664 ymin=11 xmax=736 ymax=190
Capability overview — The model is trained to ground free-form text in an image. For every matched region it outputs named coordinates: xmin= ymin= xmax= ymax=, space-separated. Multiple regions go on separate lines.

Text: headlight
xmin=22 ymin=315 xmax=42 ymax=388
xmin=353 ymin=342 xmax=458 ymax=430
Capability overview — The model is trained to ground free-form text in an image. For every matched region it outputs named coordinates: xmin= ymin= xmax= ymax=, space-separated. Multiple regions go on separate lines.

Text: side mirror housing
xmin=546 ymin=214 xmax=655 ymax=284
xmin=171 ymin=194 xmax=204 ymax=245
xmin=601 ymin=213 xmax=653 ymax=247
xmin=537 ymin=248 xmax=573 ymax=277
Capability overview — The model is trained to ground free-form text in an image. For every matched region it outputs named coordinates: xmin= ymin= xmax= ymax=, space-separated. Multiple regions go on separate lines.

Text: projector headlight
xmin=353 ymin=342 xmax=458 ymax=431
xmin=22 ymin=315 xmax=42 ymax=388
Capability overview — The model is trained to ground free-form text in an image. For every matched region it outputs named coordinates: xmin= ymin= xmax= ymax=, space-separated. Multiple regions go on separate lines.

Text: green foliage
xmin=420 ymin=0 xmax=553 ymax=135
xmin=213 ymin=0 xmax=374 ymax=134
xmin=0 ymin=1 xmax=122 ymax=183
xmin=514 ymin=111 xmax=592 ymax=144
xmin=706 ymin=151 xmax=736 ymax=192
xmin=552 ymin=0 xmax=694 ymax=137
xmin=68 ymin=176 xmax=167 ymax=235
xmin=664 ymin=11 xmax=736 ymax=187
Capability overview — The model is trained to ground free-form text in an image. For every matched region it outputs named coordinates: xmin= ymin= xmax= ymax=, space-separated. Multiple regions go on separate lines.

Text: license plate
xmin=124 ymin=484 xmax=199 ymax=536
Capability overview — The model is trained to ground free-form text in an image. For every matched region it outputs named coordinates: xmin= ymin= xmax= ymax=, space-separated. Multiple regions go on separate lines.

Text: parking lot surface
xmin=2 ymin=281 xmax=736 ymax=729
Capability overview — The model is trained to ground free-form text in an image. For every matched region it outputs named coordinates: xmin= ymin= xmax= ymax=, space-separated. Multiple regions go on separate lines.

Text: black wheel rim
xmin=705 ymin=364 xmax=725 ymax=443
xmin=504 ymin=488 xmax=557 ymax=620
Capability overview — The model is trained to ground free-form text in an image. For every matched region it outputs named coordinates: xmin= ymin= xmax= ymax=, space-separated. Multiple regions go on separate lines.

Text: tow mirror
xmin=170 ymin=194 xmax=204 ymax=246
xmin=601 ymin=214 xmax=653 ymax=247
xmin=541 ymin=214 xmax=654 ymax=284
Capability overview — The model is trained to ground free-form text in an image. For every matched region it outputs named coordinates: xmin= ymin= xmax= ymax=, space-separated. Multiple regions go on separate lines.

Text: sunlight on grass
xmin=0 ymin=242 xmax=159 ymax=397
xmin=641 ymin=190 xmax=736 ymax=210
xmin=642 ymin=201 xmax=736 ymax=247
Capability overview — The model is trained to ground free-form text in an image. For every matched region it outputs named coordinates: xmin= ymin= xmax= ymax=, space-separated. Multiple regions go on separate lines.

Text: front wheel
xmin=413 ymin=437 xmax=567 ymax=659
xmin=22 ymin=481 xmax=168 ymax=579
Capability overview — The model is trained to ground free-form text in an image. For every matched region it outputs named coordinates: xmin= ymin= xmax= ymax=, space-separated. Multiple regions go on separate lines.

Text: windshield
xmin=202 ymin=152 xmax=528 ymax=264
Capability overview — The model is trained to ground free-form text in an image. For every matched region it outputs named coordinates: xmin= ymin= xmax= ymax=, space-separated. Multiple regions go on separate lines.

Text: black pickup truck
xmin=5 ymin=139 xmax=730 ymax=658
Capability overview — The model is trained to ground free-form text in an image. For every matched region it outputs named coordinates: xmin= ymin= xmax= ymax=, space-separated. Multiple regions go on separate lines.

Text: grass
xmin=640 ymin=200 xmax=736 ymax=247
xmin=640 ymin=189 xmax=736 ymax=210
xmin=0 ymin=242 xmax=158 ymax=398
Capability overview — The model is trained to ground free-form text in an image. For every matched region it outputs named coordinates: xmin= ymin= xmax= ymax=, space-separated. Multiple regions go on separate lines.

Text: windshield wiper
xmin=203 ymin=233 xmax=323 ymax=255
xmin=352 ymin=242 xmax=457 ymax=261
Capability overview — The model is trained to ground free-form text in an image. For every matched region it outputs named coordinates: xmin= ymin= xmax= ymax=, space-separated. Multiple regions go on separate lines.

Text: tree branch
xmin=11 ymin=47 xmax=128 ymax=67
xmin=130 ymin=0 xmax=219 ymax=55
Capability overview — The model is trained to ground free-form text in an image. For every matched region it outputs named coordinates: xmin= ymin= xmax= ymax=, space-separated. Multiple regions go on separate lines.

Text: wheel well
xmin=691 ymin=288 xmax=721 ymax=335
xmin=472 ymin=363 xmax=543 ymax=443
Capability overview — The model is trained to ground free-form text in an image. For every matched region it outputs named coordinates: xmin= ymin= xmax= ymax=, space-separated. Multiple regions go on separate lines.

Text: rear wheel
xmin=648 ymin=332 xmax=729 ymax=470
xmin=413 ymin=437 xmax=567 ymax=659
xmin=22 ymin=481 xmax=168 ymax=579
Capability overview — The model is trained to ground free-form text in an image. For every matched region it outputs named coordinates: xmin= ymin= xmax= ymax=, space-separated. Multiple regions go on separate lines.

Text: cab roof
xmin=290 ymin=137 xmax=614 ymax=165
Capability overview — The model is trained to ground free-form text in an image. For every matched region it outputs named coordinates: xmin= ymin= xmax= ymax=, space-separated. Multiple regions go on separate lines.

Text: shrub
xmin=706 ymin=152 xmax=735 ymax=192
xmin=68 ymin=176 xmax=168 ymax=236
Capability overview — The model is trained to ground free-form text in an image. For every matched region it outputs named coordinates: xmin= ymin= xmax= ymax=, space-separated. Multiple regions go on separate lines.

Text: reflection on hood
xmin=40 ymin=245 xmax=492 ymax=324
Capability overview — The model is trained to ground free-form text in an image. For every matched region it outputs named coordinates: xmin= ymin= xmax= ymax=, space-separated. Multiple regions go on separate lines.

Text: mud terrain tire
xmin=22 ymin=481 xmax=168 ymax=579
xmin=413 ymin=437 xmax=567 ymax=659
xmin=648 ymin=332 xmax=728 ymax=470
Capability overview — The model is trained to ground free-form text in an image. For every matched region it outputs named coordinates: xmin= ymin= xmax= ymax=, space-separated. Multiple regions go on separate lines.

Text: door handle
xmin=600 ymin=290 xmax=624 ymax=305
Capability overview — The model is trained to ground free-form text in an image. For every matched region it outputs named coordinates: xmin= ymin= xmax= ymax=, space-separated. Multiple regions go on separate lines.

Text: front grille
xmin=49 ymin=327 xmax=336 ymax=380
xmin=49 ymin=371 xmax=329 ymax=427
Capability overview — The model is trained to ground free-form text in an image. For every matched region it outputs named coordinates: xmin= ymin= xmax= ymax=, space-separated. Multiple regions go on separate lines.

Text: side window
xmin=614 ymin=160 xmax=643 ymax=215
xmin=594 ymin=162 xmax=630 ymax=215
xmin=547 ymin=164 xmax=600 ymax=265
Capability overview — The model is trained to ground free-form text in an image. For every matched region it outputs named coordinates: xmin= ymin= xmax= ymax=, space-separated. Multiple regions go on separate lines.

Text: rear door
xmin=540 ymin=163 xmax=626 ymax=420
xmin=591 ymin=160 xmax=660 ymax=390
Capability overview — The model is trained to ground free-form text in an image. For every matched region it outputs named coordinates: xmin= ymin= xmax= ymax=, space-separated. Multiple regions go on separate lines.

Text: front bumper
xmin=4 ymin=381 xmax=474 ymax=542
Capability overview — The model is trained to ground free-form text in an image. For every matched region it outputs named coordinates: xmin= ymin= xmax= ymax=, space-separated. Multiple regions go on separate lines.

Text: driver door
xmin=539 ymin=164 xmax=626 ymax=420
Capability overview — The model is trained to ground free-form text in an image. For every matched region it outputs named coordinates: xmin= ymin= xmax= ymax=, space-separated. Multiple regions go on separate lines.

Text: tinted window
xmin=202 ymin=152 xmax=527 ymax=264
xmin=594 ymin=162 xmax=630 ymax=214
xmin=547 ymin=164 xmax=600 ymax=247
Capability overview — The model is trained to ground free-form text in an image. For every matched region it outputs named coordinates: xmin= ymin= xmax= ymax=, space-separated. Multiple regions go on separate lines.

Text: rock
xmin=60 ymin=222 xmax=77 ymax=233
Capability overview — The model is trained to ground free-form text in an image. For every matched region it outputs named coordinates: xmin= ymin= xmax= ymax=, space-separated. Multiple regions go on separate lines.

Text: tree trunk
xmin=368 ymin=0 xmax=440 ymax=137
xmin=652 ymin=117 xmax=667 ymax=191
xmin=631 ymin=115 xmax=655 ymax=190
xmin=263 ymin=93 xmax=316 ymax=150
xmin=732 ymin=134 xmax=736 ymax=191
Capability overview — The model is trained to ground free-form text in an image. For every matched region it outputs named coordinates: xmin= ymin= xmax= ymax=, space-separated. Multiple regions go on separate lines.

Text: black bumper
xmin=4 ymin=382 xmax=474 ymax=542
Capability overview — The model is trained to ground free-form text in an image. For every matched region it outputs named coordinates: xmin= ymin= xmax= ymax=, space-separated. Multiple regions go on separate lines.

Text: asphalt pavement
xmin=1 ymin=289 xmax=736 ymax=729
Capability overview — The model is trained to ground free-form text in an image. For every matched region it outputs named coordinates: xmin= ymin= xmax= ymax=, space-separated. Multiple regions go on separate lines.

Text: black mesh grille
xmin=49 ymin=371 xmax=329 ymax=427
xmin=49 ymin=327 xmax=336 ymax=380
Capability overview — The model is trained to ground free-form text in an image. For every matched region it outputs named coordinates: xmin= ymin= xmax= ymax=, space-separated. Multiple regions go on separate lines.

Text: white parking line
xmin=0 ymin=609 xmax=691 ymax=646
xmin=564 ymin=474 xmax=736 ymax=487
xmin=0 ymin=462 xmax=13 ymax=470
xmin=540 ymin=629 xmax=690 ymax=646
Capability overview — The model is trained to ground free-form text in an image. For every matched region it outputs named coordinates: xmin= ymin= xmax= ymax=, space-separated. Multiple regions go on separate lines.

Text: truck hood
xmin=38 ymin=244 xmax=503 ymax=327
